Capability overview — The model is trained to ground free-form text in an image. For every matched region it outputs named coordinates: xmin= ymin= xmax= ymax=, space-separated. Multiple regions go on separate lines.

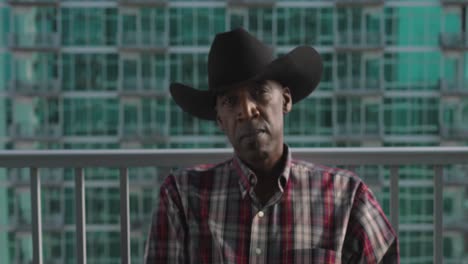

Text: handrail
xmin=1 ymin=147 xmax=467 ymax=264
xmin=0 ymin=147 xmax=467 ymax=168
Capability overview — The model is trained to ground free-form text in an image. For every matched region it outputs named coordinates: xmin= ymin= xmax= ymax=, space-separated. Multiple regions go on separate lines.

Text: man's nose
xmin=237 ymin=94 xmax=259 ymax=121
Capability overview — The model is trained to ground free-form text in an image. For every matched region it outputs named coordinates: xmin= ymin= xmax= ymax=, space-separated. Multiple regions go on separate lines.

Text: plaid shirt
xmin=145 ymin=146 xmax=399 ymax=263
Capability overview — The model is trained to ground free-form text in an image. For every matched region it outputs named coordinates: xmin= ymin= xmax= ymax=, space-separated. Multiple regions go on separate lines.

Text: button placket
xmin=250 ymin=209 xmax=268 ymax=264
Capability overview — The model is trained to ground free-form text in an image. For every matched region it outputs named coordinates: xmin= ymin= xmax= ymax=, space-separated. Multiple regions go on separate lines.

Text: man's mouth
xmin=239 ymin=129 xmax=266 ymax=140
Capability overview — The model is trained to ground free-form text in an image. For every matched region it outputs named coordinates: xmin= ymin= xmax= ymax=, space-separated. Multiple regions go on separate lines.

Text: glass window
xmin=384 ymin=97 xmax=439 ymax=135
xmin=384 ymin=52 xmax=441 ymax=91
xmin=12 ymin=53 xmax=58 ymax=92
xmin=63 ymin=98 xmax=118 ymax=136
xmin=336 ymin=53 xmax=382 ymax=92
xmin=285 ymin=97 xmax=332 ymax=136
xmin=277 ymin=7 xmax=333 ymax=46
xmin=170 ymin=7 xmax=225 ymax=46
xmin=62 ymin=54 xmax=118 ymax=91
xmin=0 ymin=8 xmax=9 ymax=47
xmin=0 ymin=53 xmax=10 ymax=92
xmin=142 ymin=98 xmax=168 ymax=136
xmin=61 ymin=8 xmax=117 ymax=46
xmin=336 ymin=7 xmax=382 ymax=46
xmin=170 ymin=53 xmax=208 ymax=90
xmin=399 ymin=230 xmax=433 ymax=263
xmin=122 ymin=8 xmax=166 ymax=47
xmin=388 ymin=7 xmax=442 ymax=46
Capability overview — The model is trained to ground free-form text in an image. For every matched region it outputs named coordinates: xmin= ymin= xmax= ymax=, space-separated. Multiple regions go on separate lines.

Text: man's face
xmin=216 ymin=80 xmax=292 ymax=166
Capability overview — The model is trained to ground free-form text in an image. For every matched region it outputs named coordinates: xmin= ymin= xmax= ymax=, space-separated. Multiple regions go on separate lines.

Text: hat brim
xmin=170 ymin=46 xmax=323 ymax=120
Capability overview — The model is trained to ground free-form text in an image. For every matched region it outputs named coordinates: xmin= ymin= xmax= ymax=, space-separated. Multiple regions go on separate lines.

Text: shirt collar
xmin=232 ymin=144 xmax=292 ymax=199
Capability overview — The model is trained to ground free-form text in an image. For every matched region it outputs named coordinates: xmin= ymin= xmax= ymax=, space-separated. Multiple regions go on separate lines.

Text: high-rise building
xmin=0 ymin=0 xmax=467 ymax=263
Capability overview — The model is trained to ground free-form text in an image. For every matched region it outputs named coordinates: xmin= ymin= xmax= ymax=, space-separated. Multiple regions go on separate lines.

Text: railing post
xmin=120 ymin=168 xmax=131 ymax=264
xmin=30 ymin=167 xmax=43 ymax=264
xmin=75 ymin=168 xmax=87 ymax=264
xmin=434 ymin=165 xmax=443 ymax=264
xmin=390 ymin=166 xmax=399 ymax=233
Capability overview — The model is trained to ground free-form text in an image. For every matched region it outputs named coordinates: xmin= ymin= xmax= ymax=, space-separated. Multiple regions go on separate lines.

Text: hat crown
xmin=208 ymin=28 xmax=274 ymax=90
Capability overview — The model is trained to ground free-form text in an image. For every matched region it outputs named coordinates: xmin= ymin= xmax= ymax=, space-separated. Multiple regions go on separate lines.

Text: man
xmin=145 ymin=28 xmax=399 ymax=263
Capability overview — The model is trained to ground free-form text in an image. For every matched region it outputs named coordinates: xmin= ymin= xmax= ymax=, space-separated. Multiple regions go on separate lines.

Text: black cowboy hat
xmin=170 ymin=28 xmax=323 ymax=120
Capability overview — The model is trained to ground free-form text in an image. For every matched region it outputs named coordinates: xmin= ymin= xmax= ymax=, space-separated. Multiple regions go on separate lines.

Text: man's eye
xmin=221 ymin=97 xmax=235 ymax=106
xmin=254 ymin=87 xmax=268 ymax=97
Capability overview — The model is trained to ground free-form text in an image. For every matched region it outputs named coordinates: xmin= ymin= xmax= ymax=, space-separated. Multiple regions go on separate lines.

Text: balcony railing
xmin=441 ymin=126 xmax=468 ymax=140
xmin=439 ymin=79 xmax=468 ymax=95
xmin=334 ymin=0 xmax=385 ymax=6
xmin=440 ymin=33 xmax=468 ymax=50
xmin=9 ymin=124 xmax=62 ymax=140
xmin=117 ymin=0 xmax=168 ymax=6
xmin=0 ymin=147 xmax=467 ymax=264
xmin=227 ymin=0 xmax=276 ymax=7
xmin=335 ymin=32 xmax=384 ymax=51
xmin=335 ymin=78 xmax=382 ymax=95
xmin=7 ymin=0 xmax=59 ymax=6
xmin=119 ymin=32 xmax=167 ymax=52
xmin=440 ymin=0 xmax=468 ymax=6
xmin=119 ymin=77 xmax=168 ymax=96
xmin=8 ymin=79 xmax=60 ymax=96
xmin=8 ymin=33 xmax=60 ymax=51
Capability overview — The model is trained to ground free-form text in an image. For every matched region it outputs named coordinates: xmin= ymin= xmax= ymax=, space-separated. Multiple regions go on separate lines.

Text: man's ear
xmin=282 ymin=87 xmax=292 ymax=113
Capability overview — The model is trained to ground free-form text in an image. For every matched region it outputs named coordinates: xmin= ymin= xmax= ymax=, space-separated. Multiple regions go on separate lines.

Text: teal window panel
xmin=0 ymin=8 xmax=9 ymax=47
xmin=285 ymin=97 xmax=332 ymax=136
xmin=61 ymin=8 xmax=117 ymax=46
xmin=62 ymin=54 xmax=118 ymax=91
xmin=336 ymin=97 xmax=380 ymax=136
xmin=0 ymin=53 xmax=11 ymax=91
xmin=63 ymin=98 xmax=118 ymax=136
xmin=384 ymin=52 xmax=441 ymax=91
xmin=319 ymin=53 xmax=333 ymax=91
xmin=8 ymin=232 xmax=32 ymax=264
xmin=336 ymin=53 xmax=382 ymax=92
xmin=86 ymin=232 xmax=120 ymax=263
xmin=143 ymin=54 xmax=168 ymax=90
xmin=121 ymin=7 xmax=166 ymax=47
xmin=442 ymin=8 xmax=461 ymax=34
xmin=142 ymin=98 xmax=169 ymax=137
xmin=198 ymin=119 xmax=223 ymax=136
xmin=337 ymin=7 xmax=383 ymax=46
xmin=277 ymin=7 xmax=333 ymax=46
xmin=130 ymin=54 xmax=168 ymax=91
xmin=122 ymin=100 xmax=139 ymax=137
xmin=247 ymin=8 xmax=274 ymax=45
xmin=12 ymin=53 xmax=59 ymax=92
xmin=388 ymin=7 xmax=442 ymax=46
xmin=43 ymin=232 xmax=63 ymax=262
xmin=170 ymin=7 xmax=225 ymax=46
xmin=169 ymin=53 xmax=208 ymax=90
xmin=12 ymin=7 xmax=58 ymax=46
xmin=399 ymin=230 xmax=433 ymax=263
xmin=384 ymin=97 xmax=439 ymax=135
xmin=10 ymin=98 xmax=59 ymax=138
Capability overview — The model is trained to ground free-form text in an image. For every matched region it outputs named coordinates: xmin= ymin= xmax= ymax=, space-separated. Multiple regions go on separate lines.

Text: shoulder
xmin=290 ymin=159 xmax=363 ymax=188
xmin=160 ymin=158 xmax=233 ymax=192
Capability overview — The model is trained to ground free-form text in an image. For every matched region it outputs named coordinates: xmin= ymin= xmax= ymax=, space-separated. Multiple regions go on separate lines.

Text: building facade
xmin=0 ymin=0 xmax=467 ymax=263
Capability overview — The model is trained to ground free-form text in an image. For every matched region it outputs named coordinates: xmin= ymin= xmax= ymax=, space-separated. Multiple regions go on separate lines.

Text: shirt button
xmin=258 ymin=211 xmax=264 ymax=218
xmin=255 ymin=248 xmax=262 ymax=255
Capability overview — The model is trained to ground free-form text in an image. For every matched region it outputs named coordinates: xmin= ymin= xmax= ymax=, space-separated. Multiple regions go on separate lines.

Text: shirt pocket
xmin=287 ymin=248 xmax=341 ymax=264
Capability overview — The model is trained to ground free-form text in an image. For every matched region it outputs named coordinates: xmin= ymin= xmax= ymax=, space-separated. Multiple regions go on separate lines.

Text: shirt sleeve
xmin=342 ymin=182 xmax=400 ymax=264
xmin=144 ymin=176 xmax=187 ymax=264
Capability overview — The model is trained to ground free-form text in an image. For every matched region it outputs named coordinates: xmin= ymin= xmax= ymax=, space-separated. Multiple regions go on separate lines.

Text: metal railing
xmin=440 ymin=32 xmax=468 ymax=49
xmin=0 ymin=147 xmax=468 ymax=264
xmin=8 ymin=33 xmax=60 ymax=50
